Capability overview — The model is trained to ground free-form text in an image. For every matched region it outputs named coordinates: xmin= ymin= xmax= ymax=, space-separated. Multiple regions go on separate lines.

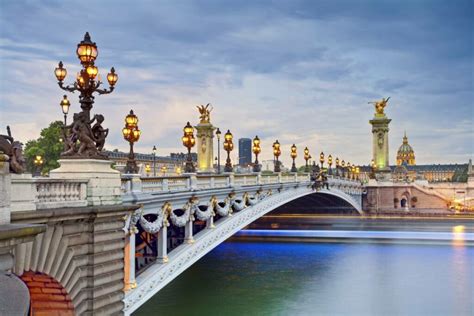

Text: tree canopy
xmin=24 ymin=121 xmax=63 ymax=174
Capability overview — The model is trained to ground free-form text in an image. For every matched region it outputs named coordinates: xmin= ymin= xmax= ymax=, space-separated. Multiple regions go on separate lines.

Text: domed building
xmin=396 ymin=132 xmax=415 ymax=166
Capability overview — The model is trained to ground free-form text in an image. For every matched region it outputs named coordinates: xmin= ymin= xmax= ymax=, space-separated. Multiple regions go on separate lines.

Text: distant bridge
xmin=121 ymin=173 xmax=363 ymax=314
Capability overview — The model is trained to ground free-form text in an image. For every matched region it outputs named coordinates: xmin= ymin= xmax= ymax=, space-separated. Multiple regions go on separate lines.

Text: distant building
xmin=238 ymin=138 xmax=252 ymax=166
xmin=106 ymin=150 xmax=196 ymax=176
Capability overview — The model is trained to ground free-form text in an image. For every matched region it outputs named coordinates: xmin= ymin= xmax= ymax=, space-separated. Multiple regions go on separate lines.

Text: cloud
xmin=0 ymin=0 xmax=472 ymax=166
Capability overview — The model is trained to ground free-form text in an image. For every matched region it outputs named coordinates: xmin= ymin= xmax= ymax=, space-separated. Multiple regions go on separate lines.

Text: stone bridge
xmin=1 ymin=156 xmax=362 ymax=315
xmin=120 ymin=173 xmax=363 ymax=314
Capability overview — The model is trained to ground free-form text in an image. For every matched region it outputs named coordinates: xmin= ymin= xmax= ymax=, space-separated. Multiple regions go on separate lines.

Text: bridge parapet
xmin=10 ymin=174 xmax=88 ymax=212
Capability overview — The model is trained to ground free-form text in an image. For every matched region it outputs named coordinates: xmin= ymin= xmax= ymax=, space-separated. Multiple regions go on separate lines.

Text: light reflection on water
xmin=134 ymin=240 xmax=473 ymax=316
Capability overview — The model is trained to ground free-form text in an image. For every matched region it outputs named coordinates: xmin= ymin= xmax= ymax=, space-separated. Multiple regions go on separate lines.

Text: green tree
xmin=24 ymin=121 xmax=64 ymax=174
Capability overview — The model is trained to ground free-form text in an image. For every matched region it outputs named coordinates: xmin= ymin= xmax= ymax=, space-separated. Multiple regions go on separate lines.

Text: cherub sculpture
xmin=92 ymin=114 xmax=108 ymax=151
xmin=368 ymin=97 xmax=390 ymax=115
xmin=196 ymin=103 xmax=213 ymax=123
xmin=0 ymin=126 xmax=26 ymax=174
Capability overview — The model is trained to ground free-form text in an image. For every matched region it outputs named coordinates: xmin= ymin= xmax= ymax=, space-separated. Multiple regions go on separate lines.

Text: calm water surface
xmin=135 ymin=239 xmax=473 ymax=316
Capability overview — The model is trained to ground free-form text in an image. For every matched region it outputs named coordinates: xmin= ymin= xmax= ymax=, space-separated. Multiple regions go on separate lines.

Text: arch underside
xmin=270 ymin=191 xmax=362 ymax=215
xmin=125 ymin=186 xmax=362 ymax=314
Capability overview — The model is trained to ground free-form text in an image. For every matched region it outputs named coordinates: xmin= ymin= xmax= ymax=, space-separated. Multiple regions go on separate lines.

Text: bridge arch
xmin=125 ymin=185 xmax=363 ymax=314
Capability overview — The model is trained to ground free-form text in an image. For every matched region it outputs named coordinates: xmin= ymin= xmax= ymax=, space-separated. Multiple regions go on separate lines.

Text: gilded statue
xmin=368 ymin=97 xmax=390 ymax=115
xmin=196 ymin=103 xmax=213 ymax=123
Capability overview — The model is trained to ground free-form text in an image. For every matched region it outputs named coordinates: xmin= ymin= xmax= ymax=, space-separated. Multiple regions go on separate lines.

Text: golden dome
xmin=396 ymin=131 xmax=415 ymax=166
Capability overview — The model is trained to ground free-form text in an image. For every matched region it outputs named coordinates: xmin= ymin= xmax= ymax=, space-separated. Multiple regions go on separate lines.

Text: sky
xmin=0 ymin=0 xmax=472 ymax=167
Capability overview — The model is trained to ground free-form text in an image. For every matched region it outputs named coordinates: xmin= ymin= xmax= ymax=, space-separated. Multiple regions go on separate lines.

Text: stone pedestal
xmin=195 ymin=123 xmax=216 ymax=173
xmin=0 ymin=154 xmax=11 ymax=225
xmin=370 ymin=114 xmax=392 ymax=180
xmin=50 ymin=159 xmax=121 ymax=206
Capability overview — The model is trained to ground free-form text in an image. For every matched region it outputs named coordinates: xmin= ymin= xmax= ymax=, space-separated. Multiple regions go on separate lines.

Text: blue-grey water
xmin=135 ymin=238 xmax=473 ymax=316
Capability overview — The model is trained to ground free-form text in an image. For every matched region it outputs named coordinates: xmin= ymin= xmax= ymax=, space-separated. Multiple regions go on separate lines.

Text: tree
xmin=24 ymin=121 xmax=63 ymax=174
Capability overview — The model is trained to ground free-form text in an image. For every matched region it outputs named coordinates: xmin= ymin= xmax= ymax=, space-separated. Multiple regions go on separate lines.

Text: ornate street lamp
xmin=152 ymin=145 xmax=157 ymax=177
xmin=182 ymin=122 xmax=196 ymax=173
xmin=304 ymin=147 xmax=310 ymax=172
xmin=33 ymin=155 xmax=44 ymax=177
xmin=356 ymin=166 xmax=360 ymax=181
xmin=341 ymin=160 xmax=346 ymax=178
xmin=55 ymin=32 xmax=118 ymax=158
xmin=145 ymin=163 xmax=151 ymax=176
xmin=252 ymin=135 xmax=261 ymax=172
xmin=346 ymin=162 xmax=351 ymax=179
xmin=272 ymin=140 xmax=281 ymax=172
xmin=122 ymin=110 xmax=140 ymax=174
xmin=352 ymin=165 xmax=357 ymax=180
xmin=320 ymin=152 xmax=325 ymax=169
xmin=290 ymin=144 xmax=298 ymax=173
xmin=335 ymin=157 xmax=340 ymax=177
xmin=59 ymin=95 xmax=71 ymax=151
xmin=216 ymin=128 xmax=221 ymax=174
xmin=223 ymin=130 xmax=234 ymax=172
xmin=175 ymin=166 xmax=182 ymax=175
xmin=328 ymin=154 xmax=333 ymax=175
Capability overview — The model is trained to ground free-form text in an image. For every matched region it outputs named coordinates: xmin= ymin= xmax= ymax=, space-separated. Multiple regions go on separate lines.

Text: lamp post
xmin=223 ymin=130 xmax=234 ymax=172
xmin=54 ymin=32 xmax=118 ymax=157
xmin=33 ymin=155 xmax=44 ymax=177
xmin=152 ymin=145 xmax=157 ymax=176
xmin=272 ymin=140 xmax=281 ymax=172
xmin=335 ymin=157 xmax=340 ymax=177
xmin=328 ymin=154 xmax=333 ymax=175
xmin=216 ymin=128 xmax=221 ymax=174
xmin=290 ymin=144 xmax=298 ymax=173
xmin=341 ymin=160 xmax=346 ymax=178
xmin=59 ymin=95 xmax=71 ymax=150
xmin=122 ymin=110 xmax=140 ymax=174
xmin=352 ymin=165 xmax=357 ymax=180
xmin=356 ymin=166 xmax=360 ymax=181
xmin=145 ymin=163 xmax=151 ymax=176
xmin=252 ymin=135 xmax=261 ymax=172
xmin=320 ymin=152 xmax=325 ymax=169
xmin=304 ymin=147 xmax=310 ymax=173
xmin=182 ymin=122 xmax=196 ymax=173
xmin=346 ymin=162 xmax=351 ymax=179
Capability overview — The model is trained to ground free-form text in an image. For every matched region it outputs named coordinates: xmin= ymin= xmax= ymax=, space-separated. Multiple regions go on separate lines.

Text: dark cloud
xmin=0 ymin=0 xmax=472 ymax=164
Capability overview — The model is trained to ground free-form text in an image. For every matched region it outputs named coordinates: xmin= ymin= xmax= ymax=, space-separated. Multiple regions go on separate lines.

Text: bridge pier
xmin=124 ymin=231 xmax=137 ymax=291
xmin=184 ymin=219 xmax=194 ymax=244
xmin=157 ymin=226 xmax=168 ymax=263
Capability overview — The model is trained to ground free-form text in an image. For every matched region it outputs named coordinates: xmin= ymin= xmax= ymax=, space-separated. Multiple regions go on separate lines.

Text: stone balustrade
xmin=121 ymin=172 xmax=312 ymax=195
xmin=10 ymin=174 xmax=88 ymax=212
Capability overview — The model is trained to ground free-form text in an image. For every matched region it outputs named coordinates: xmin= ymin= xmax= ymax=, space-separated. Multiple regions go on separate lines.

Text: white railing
xmin=11 ymin=175 xmax=88 ymax=212
xmin=234 ymin=174 xmax=258 ymax=186
xmin=122 ymin=173 xmax=316 ymax=195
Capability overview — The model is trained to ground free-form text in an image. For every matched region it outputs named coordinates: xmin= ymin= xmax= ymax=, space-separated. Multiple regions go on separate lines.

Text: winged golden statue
xmin=368 ymin=97 xmax=390 ymax=115
xmin=196 ymin=103 xmax=213 ymax=123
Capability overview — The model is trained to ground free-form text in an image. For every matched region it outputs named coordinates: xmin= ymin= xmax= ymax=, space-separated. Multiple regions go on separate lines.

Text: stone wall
xmin=364 ymin=184 xmax=449 ymax=213
xmin=11 ymin=204 xmax=138 ymax=315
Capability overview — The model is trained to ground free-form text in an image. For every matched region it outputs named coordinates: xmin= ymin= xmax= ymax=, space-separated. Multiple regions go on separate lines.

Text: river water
xmin=134 ymin=219 xmax=473 ymax=316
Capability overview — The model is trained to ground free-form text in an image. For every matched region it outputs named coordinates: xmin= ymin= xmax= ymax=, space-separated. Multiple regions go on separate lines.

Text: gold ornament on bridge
xmin=369 ymin=97 xmax=390 ymax=116
xmin=196 ymin=103 xmax=213 ymax=123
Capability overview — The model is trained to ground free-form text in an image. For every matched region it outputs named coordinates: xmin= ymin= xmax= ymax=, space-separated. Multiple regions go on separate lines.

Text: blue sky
xmin=0 ymin=0 xmax=472 ymax=166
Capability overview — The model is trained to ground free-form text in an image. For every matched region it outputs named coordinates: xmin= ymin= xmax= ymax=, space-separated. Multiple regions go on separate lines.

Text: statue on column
xmin=369 ymin=97 xmax=390 ymax=116
xmin=196 ymin=104 xmax=213 ymax=124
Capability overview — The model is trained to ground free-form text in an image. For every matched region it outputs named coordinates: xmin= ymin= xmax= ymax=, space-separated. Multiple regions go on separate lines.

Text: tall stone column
xmin=195 ymin=122 xmax=216 ymax=173
xmin=369 ymin=106 xmax=392 ymax=181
